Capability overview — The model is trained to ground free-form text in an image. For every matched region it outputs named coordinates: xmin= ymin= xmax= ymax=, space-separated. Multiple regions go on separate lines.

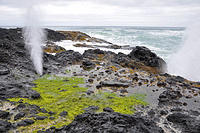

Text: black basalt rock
xmin=84 ymin=106 xmax=99 ymax=112
xmin=45 ymin=110 xmax=164 ymax=133
xmin=167 ymin=113 xmax=200 ymax=133
xmin=59 ymin=111 xmax=68 ymax=117
xmin=97 ymin=81 xmax=130 ymax=89
xmin=55 ymin=50 xmax=83 ymax=66
xmin=0 ymin=120 xmax=12 ymax=132
xmin=45 ymin=29 xmax=66 ymax=42
xmin=83 ymin=49 xmax=105 ymax=60
xmin=0 ymin=28 xmax=23 ymax=41
xmin=103 ymin=107 xmax=114 ymax=113
xmin=128 ymin=46 xmax=167 ymax=72
xmin=17 ymin=119 xmax=34 ymax=127
xmin=14 ymin=112 xmax=26 ymax=121
xmin=0 ymin=51 xmax=11 ymax=63
xmin=158 ymin=90 xmax=182 ymax=105
xmin=111 ymin=52 xmax=132 ymax=67
xmin=30 ymin=92 xmax=41 ymax=99
xmin=0 ymin=110 xmax=10 ymax=119
xmin=0 ymin=83 xmax=41 ymax=100
xmin=81 ymin=60 xmax=95 ymax=70
xmin=35 ymin=116 xmax=48 ymax=120
xmin=0 ymin=28 xmax=67 ymax=42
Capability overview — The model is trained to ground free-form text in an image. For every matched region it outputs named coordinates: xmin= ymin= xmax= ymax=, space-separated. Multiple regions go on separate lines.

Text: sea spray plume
xmin=23 ymin=5 xmax=45 ymax=75
xmin=168 ymin=23 xmax=200 ymax=81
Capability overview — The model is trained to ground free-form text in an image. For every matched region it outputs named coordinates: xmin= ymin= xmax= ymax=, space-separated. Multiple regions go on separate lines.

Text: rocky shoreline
xmin=0 ymin=28 xmax=200 ymax=133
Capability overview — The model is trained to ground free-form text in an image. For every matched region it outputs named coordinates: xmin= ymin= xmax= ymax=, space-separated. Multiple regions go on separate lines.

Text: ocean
xmin=48 ymin=26 xmax=185 ymax=62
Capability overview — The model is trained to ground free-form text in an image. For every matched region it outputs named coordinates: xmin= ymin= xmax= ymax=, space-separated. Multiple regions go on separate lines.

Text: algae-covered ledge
xmin=8 ymin=75 xmax=147 ymax=132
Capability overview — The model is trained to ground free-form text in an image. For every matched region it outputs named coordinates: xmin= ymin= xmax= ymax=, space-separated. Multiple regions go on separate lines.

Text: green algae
xmin=9 ymin=75 xmax=147 ymax=132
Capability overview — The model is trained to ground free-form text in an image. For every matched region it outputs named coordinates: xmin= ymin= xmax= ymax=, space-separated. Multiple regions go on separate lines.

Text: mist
xmin=168 ymin=23 xmax=200 ymax=81
xmin=23 ymin=5 xmax=45 ymax=75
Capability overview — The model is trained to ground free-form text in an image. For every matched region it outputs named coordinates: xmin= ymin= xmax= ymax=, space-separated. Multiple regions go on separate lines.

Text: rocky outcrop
xmin=73 ymin=43 xmax=122 ymax=50
xmin=44 ymin=43 xmax=66 ymax=53
xmin=129 ymin=46 xmax=167 ymax=73
xmin=59 ymin=31 xmax=90 ymax=41
xmin=158 ymin=90 xmax=182 ymax=105
xmin=55 ymin=50 xmax=83 ymax=66
xmin=0 ymin=66 xmax=10 ymax=75
xmin=81 ymin=60 xmax=96 ymax=70
xmin=45 ymin=29 xmax=66 ymax=42
xmin=97 ymin=81 xmax=130 ymax=88
xmin=0 ymin=120 xmax=13 ymax=132
xmin=59 ymin=31 xmax=112 ymax=44
xmin=17 ymin=119 xmax=35 ymax=127
xmin=0 ymin=28 xmax=66 ymax=42
xmin=44 ymin=108 xmax=164 ymax=133
xmin=82 ymin=49 xmax=165 ymax=74
xmin=167 ymin=113 xmax=200 ymax=133
xmin=0 ymin=28 xmax=23 ymax=42
xmin=0 ymin=83 xmax=40 ymax=99
xmin=73 ymin=43 xmax=94 ymax=48
xmin=83 ymin=49 xmax=107 ymax=60
xmin=0 ymin=110 xmax=9 ymax=119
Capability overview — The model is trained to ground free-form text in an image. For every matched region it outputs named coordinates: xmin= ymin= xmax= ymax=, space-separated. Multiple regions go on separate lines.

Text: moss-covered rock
xmin=9 ymin=75 xmax=147 ymax=132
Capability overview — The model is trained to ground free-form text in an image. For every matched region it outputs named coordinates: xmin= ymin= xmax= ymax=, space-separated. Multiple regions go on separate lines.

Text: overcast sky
xmin=0 ymin=0 xmax=200 ymax=27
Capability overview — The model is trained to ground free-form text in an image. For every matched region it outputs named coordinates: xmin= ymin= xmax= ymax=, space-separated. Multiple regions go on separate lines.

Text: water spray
xmin=168 ymin=23 xmax=200 ymax=81
xmin=23 ymin=5 xmax=45 ymax=75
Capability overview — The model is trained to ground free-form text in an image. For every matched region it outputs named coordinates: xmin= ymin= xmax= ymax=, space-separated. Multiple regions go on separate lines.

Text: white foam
xmin=55 ymin=40 xmax=131 ymax=55
xmin=56 ymin=40 xmax=90 ymax=54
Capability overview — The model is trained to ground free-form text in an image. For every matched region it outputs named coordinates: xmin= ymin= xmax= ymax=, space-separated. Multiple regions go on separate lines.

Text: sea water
xmin=49 ymin=26 xmax=185 ymax=62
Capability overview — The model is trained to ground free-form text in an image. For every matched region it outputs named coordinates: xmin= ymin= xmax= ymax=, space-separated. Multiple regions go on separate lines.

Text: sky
xmin=0 ymin=0 xmax=200 ymax=27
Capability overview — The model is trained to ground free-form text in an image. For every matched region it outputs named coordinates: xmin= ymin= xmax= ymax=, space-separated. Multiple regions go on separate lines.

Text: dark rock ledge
xmin=41 ymin=108 xmax=164 ymax=133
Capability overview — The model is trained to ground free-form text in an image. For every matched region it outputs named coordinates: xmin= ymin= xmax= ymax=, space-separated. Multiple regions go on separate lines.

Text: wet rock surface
xmin=0 ymin=28 xmax=200 ymax=133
